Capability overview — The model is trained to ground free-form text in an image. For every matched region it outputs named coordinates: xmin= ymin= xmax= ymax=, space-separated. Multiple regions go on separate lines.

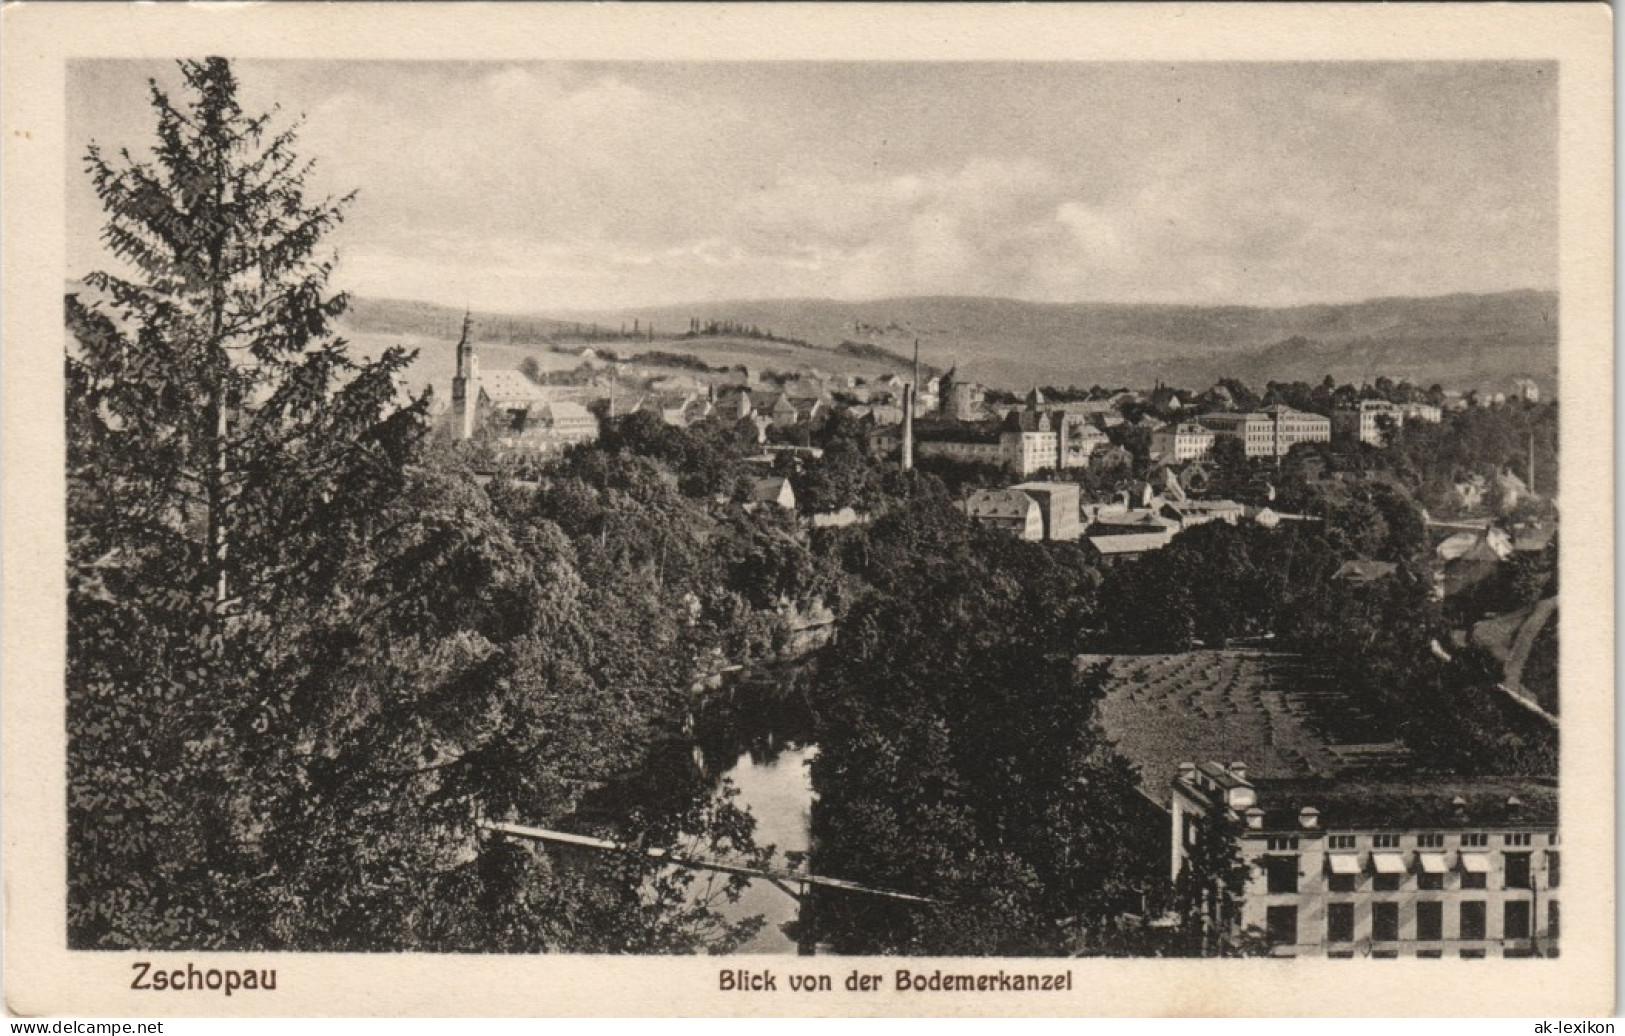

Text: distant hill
xmin=330 ymin=295 xmax=915 ymax=401
xmin=71 ymin=283 xmax=1560 ymax=397
xmin=542 ymin=289 xmax=1559 ymax=395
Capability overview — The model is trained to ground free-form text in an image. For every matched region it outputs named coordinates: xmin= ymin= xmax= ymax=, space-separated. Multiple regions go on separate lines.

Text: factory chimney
xmin=901 ymin=383 xmax=915 ymax=472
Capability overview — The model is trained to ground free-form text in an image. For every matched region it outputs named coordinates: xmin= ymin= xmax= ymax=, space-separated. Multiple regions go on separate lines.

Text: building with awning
xmin=1170 ymin=765 xmax=1558 ymax=960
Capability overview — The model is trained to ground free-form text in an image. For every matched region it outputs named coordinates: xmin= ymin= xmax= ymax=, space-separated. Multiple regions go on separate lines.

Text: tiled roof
xmin=1245 ymin=776 xmax=1557 ymax=831
xmin=1086 ymin=532 xmax=1172 ymax=554
xmin=747 ymin=477 xmax=793 ymax=503
xmin=479 ymin=370 xmax=552 ymax=404
xmin=1089 ymin=650 xmax=1412 ymax=806
xmin=543 ymin=401 xmax=594 ymax=421
xmin=1333 ymin=560 xmax=1399 ymax=583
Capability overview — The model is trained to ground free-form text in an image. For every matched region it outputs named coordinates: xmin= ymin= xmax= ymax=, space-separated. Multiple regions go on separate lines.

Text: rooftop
xmin=1085 ymin=532 xmax=1173 ymax=555
xmin=1240 ymin=775 xmax=1557 ymax=832
xmin=479 ymin=370 xmax=553 ymax=404
xmin=1088 ymin=650 xmax=1412 ymax=806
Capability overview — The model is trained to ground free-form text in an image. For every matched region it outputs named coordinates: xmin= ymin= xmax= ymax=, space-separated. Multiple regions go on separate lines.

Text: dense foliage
xmin=66 ymin=60 xmax=779 ymax=953
xmin=803 ymin=501 xmax=1163 ymax=954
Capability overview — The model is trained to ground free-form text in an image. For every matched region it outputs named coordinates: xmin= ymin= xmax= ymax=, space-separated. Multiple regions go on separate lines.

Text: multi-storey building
xmin=1332 ymin=400 xmax=1400 ymax=447
xmin=964 ymin=488 xmax=1044 ymax=540
xmin=916 ymin=390 xmax=1090 ymax=476
xmin=1151 ymin=422 xmax=1216 ymax=461
xmin=1198 ymin=405 xmax=1331 ymax=458
xmin=1332 ymin=399 xmax=1444 ymax=447
xmin=1171 ymin=762 xmax=1559 ymax=959
xmin=1009 ymin=481 xmax=1081 ymax=541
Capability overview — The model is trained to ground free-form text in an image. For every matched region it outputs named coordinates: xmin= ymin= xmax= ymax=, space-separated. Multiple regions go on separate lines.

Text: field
xmin=338 ymin=323 xmax=909 ymax=404
xmin=1085 ymin=649 xmax=1411 ymax=804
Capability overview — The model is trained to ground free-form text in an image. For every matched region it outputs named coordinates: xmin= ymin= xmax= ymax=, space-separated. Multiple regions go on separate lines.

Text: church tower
xmin=451 ymin=309 xmax=479 ymax=440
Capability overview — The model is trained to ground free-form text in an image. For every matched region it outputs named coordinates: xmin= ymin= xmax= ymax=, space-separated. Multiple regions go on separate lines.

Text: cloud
xmin=67 ymin=60 xmax=1548 ymax=311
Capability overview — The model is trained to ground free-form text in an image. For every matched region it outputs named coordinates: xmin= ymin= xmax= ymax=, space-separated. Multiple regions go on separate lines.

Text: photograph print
xmin=61 ymin=51 xmax=1571 ymax=967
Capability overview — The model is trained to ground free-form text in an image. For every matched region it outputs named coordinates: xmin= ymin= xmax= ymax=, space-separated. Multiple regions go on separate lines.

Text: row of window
xmin=1269 ymin=832 xmax=1547 ymax=851
xmin=1265 ymin=900 xmax=1558 ymax=946
xmin=1262 ymin=851 xmax=1556 ymax=893
xmin=1331 ymin=948 xmax=1550 ymax=959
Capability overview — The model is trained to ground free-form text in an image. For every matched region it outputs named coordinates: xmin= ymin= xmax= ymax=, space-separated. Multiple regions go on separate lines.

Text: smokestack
xmin=901 ymin=383 xmax=914 ymax=472
xmin=1528 ymin=431 xmax=1536 ymax=495
xmin=912 ymin=338 xmax=920 ymax=394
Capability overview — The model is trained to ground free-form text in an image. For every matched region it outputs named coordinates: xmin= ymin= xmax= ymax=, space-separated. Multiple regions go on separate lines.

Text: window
xmin=1549 ymin=901 xmax=1560 ymax=939
xmin=1373 ymin=872 xmax=1402 ymax=892
xmin=1265 ymin=856 xmax=1298 ymax=894
xmin=1372 ymin=834 xmax=1400 ymax=849
xmin=1416 ymin=901 xmax=1443 ymax=941
xmin=1371 ymin=949 xmax=1398 ymax=959
xmin=1416 ymin=833 xmax=1444 ymax=849
xmin=1266 ymin=905 xmax=1297 ymax=946
xmin=1328 ymin=835 xmax=1356 ymax=850
xmin=1460 ymin=949 xmax=1486 ymax=960
xmin=1327 ymin=903 xmax=1355 ymax=943
xmin=1266 ymin=836 xmax=1299 ymax=851
xmin=1328 ymin=873 xmax=1357 ymax=893
xmin=1547 ymin=851 xmax=1560 ymax=888
xmin=1417 ymin=949 xmax=1443 ymax=959
xmin=1417 ymin=870 xmax=1443 ymax=891
xmin=1372 ymin=902 xmax=1399 ymax=942
xmin=1459 ymin=853 xmax=1489 ymax=889
xmin=1461 ymin=833 xmax=1488 ymax=848
xmin=1460 ymin=901 xmax=1486 ymax=941
xmin=1328 ymin=950 xmax=1355 ymax=960
xmin=1505 ymin=852 xmax=1532 ymax=890
xmin=1505 ymin=833 xmax=1532 ymax=847
xmin=1504 ymin=901 xmax=1531 ymax=940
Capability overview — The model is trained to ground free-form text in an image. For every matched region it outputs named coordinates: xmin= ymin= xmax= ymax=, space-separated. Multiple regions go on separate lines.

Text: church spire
xmin=451 ymin=308 xmax=478 ymax=440
xmin=454 ymin=307 xmax=474 ymax=379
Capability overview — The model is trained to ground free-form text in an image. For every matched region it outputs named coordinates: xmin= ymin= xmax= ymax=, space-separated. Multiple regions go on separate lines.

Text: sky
xmin=66 ymin=60 xmax=1558 ymax=314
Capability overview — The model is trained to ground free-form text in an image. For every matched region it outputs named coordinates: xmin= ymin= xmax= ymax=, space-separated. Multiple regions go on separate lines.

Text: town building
xmin=743 ymin=476 xmax=797 ymax=511
xmin=964 ymin=488 xmax=1045 ymax=541
xmin=1158 ymin=498 xmax=1245 ymax=530
xmin=939 ymin=368 xmax=988 ymax=422
xmin=916 ymin=389 xmax=1096 ymax=476
xmin=1399 ymin=401 xmax=1445 ymax=425
xmin=448 ymin=315 xmax=600 ymax=452
xmin=1151 ymin=422 xmax=1216 ymax=462
xmin=1332 ymin=400 xmax=1401 ymax=447
xmin=1333 ymin=399 xmax=1444 ymax=447
xmin=915 ymin=426 xmax=1010 ymax=468
xmin=1083 ymin=530 xmax=1175 ymax=563
xmin=1171 ymin=763 xmax=1558 ymax=958
xmin=1051 ymin=399 xmax=1125 ymax=428
xmin=1198 ymin=405 xmax=1331 ymax=458
xmin=1010 ymin=481 xmax=1081 ymax=541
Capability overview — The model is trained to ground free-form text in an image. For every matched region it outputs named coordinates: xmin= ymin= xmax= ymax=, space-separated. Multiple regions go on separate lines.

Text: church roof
xmin=479 ymin=370 xmax=552 ymax=405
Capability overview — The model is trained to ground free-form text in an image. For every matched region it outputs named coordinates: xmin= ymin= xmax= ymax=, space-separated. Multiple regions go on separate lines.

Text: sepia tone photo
xmin=4 ymin=2 xmax=1614 ymax=1017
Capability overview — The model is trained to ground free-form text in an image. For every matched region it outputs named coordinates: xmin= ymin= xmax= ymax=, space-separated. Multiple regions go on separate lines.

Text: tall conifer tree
xmin=65 ymin=57 xmax=426 ymax=947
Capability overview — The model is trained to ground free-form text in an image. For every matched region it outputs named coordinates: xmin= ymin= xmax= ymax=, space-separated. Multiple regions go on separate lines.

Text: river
xmin=708 ymin=741 xmax=817 ymax=953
